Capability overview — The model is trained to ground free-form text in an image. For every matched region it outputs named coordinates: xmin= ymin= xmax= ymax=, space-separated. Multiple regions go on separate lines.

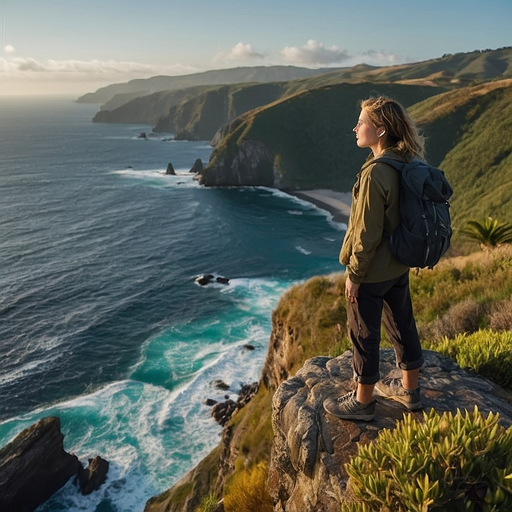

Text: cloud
xmin=357 ymin=50 xmax=403 ymax=66
xmin=0 ymin=56 xmax=197 ymax=82
xmin=214 ymin=42 xmax=265 ymax=63
xmin=4 ymin=44 xmax=16 ymax=54
xmin=281 ymin=39 xmax=350 ymax=66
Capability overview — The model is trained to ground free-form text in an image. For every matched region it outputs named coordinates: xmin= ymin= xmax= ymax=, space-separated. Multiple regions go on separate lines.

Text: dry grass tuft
xmin=421 ymin=298 xmax=486 ymax=340
xmin=489 ymin=299 xmax=512 ymax=331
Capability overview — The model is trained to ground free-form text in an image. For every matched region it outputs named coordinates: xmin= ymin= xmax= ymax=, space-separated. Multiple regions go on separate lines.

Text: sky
xmin=0 ymin=0 xmax=511 ymax=97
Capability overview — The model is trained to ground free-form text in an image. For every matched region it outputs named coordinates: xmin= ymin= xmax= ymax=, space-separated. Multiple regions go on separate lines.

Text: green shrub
xmin=195 ymin=493 xmax=221 ymax=512
xmin=223 ymin=462 xmax=273 ymax=512
xmin=427 ymin=330 xmax=512 ymax=388
xmin=342 ymin=407 xmax=512 ymax=511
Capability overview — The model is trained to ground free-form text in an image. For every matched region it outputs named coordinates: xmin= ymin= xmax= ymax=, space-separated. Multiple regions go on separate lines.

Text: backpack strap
xmin=371 ymin=157 xmax=408 ymax=172
xmin=369 ymin=157 xmax=406 ymax=242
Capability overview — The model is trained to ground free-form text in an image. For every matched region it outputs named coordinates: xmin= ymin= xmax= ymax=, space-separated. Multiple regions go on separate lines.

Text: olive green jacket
xmin=339 ymin=149 xmax=409 ymax=284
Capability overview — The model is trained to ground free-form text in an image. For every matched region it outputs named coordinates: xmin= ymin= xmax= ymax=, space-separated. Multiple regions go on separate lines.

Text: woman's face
xmin=353 ymin=108 xmax=381 ymax=150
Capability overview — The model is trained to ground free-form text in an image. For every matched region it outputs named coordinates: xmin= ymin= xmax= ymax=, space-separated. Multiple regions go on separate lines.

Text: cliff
xmin=199 ymin=79 xmax=512 ymax=236
xmin=155 ymin=83 xmax=288 ymax=140
xmin=84 ymin=48 xmax=512 ymax=136
xmin=0 ymin=416 xmax=110 ymax=511
xmin=199 ymin=82 xmax=443 ymax=191
xmin=144 ymin=249 xmax=512 ymax=511
xmin=78 ymin=66 xmax=333 ymax=106
xmin=0 ymin=416 xmax=81 ymax=512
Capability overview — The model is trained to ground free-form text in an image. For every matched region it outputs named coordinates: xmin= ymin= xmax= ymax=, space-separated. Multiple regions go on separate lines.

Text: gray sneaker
xmin=374 ymin=377 xmax=422 ymax=410
xmin=323 ymin=390 xmax=376 ymax=421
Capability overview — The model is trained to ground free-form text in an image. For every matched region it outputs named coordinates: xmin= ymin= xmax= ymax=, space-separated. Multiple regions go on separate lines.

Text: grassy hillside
xmin=409 ymin=79 xmax=512 ymax=242
xmin=154 ymin=82 xmax=289 ymax=139
xmin=77 ymin=66 xmax=334 ymax=105
xmin=203 ymin=82 xmax=443 ymax=191
xmin=92 ymin=88 xmax=197 ymax=125
xmin=201 ymin=78 xmax=512 ymax=250
xmin=88 ymin=48 xmax=512 ymax=140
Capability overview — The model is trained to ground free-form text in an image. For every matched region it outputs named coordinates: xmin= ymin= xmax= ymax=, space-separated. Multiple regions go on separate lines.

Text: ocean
xmin=0 ymin=95 xmax=344 ymax=511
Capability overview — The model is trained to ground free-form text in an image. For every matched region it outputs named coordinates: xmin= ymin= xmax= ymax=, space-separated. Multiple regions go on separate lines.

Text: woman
xmin=323 ymin=96 xmax=424 ymax=421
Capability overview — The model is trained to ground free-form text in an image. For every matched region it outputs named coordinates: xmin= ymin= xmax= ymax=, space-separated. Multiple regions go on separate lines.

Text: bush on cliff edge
xmin=342 ymin=407 xmax=512 ymax=511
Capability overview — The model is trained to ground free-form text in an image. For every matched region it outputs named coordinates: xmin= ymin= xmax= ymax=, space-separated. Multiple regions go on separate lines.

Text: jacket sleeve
xmin=343 ymin=164 xmax=389 ymax=283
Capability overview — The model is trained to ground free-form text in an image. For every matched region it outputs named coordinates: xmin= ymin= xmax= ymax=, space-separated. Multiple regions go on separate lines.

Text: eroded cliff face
xmin=199 ymin=139 xmax=277 ymax=188
xmin=261 ymin=313 xmax=306 ymax=392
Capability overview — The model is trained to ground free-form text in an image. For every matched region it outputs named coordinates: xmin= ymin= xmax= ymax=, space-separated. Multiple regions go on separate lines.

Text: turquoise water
xmin=0 ymin=96 xmax=344 ymax=511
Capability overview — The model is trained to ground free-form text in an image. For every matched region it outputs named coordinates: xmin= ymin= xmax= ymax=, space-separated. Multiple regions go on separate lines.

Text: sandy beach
xmin=292 ymin=189 xmax=352 ymax=224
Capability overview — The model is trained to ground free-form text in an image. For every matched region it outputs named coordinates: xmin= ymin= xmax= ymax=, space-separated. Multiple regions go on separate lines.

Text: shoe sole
xmin=374 ymin=388 xmax=423 ymax=411
xmin=323 ymin=405 xmax=375 ymax=421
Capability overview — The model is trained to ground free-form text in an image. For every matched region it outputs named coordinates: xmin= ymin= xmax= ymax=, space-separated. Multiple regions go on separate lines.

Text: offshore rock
xmin=211 ymin=382 xmax=259 ymax=426
xmin=189 ymin=158 xmax=203 ymax=173
xmin=166 ymin=162 xmax=176 ymax=175
xmin=268 ymin=349 xmax=512 ymax=512
xmin=0 ymin=416 xmax=82 ymax=512
xmin=195 ymin=274 xmax=214 ymax=285
xmin=77 ymin=455 xmax=109 ymax=495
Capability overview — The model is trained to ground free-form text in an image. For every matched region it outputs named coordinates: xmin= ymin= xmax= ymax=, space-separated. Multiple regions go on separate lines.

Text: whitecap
xmin=296 ymin=246 xmax=312 ymax=255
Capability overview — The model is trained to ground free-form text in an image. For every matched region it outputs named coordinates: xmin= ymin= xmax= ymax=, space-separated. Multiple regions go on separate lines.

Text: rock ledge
xmin=268 ymin=349 xmax=512 ymax=512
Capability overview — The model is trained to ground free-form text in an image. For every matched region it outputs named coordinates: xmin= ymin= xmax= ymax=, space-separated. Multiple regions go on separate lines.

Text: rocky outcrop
xmin=210 ymin=382 xmax=259 ymax=426
xmin=199 ymin=139 xmax=276 ymax=187
xmin=0 ymin=416 xmax=82 ymax=512
xmin=268 ymin=349 xmax=512 ymax=512
xmin=0 ymin=417 xmax=111 ymax=511
xmin=190 ymin=158 xmax=203 ymax=173
xmin=78 ymin=455 xmax=110 ymax=496
xmin=166 ymin=162 xmax=176 ymax=175
xmin=194 ymin=274 xmax=230 ymax=286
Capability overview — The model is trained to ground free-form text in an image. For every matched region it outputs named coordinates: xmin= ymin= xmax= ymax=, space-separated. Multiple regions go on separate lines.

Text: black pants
xmin=347 ymin=272 xmax=423 ymax=385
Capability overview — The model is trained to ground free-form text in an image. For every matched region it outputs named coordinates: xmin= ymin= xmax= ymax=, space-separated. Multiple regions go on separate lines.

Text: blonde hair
xmin=360 ymin=96 xmax=425 ymax=160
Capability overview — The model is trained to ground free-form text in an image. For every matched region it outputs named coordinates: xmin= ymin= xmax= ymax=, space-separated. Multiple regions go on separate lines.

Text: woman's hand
xmin=345 ymin=276 xmax=360 ymax=303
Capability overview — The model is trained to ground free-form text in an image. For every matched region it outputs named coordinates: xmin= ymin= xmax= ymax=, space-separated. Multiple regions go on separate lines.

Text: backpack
xmin=374 ymin=157 xmax=453 ymax=269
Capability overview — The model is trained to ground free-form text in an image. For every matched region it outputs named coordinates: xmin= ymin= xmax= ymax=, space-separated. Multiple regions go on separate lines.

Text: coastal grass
xmin=409 ymin=244 xmax=512 ymax=338
xmin=408 ymin=79 xmax=512 ymax=241
xmin=264 ymin=244 xmax=512 ymax=388
xmin=263 ymin=245 xmax=512 ymax=367
xmin=195 ymin=494 xmax=222 ymax=512
xmin=223 ymin=462 xmax=273 ymax=512
xmin=272 ymin=273 xmax=348 ymax=365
